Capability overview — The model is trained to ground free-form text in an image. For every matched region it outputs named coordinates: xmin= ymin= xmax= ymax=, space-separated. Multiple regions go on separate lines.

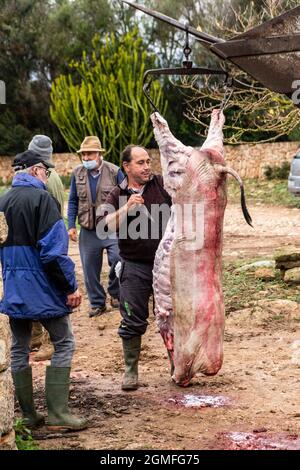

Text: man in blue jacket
xmin=0 ymin=150 xmax=87 ymax=431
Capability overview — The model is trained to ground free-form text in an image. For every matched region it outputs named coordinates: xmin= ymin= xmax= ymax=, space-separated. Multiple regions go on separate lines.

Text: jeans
xmin=79 ymin=228 xmax=120 ymax=308
xmin=9 ymin=315 xmax=75 ymax=372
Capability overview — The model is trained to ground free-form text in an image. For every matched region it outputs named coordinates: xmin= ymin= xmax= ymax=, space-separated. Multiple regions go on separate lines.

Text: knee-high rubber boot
xmin=12 ymin=367 xmax=44 ymax=428
xmin=121 ymin=336 xmax=141 ymax=391
xmin=45 ymin=366 xmax=87 ymax=431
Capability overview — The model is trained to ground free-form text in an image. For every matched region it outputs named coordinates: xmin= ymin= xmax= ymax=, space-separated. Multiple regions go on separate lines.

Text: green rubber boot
xmin=121 ymin=336 xmax=141 ymax=391
xmin=45 ymin=366 xmax=87 ymax=431
xmin=12 ymin=366 xmax=44 ymax=428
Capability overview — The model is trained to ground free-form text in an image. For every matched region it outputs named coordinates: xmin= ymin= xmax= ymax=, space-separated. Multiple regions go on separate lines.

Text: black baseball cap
xmin=12 ymin=150 xmax=55 ymax=170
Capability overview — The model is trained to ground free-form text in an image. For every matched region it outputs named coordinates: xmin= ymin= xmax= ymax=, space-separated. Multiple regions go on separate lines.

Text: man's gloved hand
xmin=115 ymin=261 xmax=122 ymax=279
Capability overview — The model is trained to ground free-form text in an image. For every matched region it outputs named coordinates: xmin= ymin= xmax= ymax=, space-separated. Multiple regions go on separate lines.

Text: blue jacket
xmin=0 ymin=173 xmax=77 ymax=320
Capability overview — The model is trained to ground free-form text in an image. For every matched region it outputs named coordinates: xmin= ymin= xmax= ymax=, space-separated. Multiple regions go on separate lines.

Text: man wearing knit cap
xmin=28 ymin=135 xmax=65 ymax=217
xmin=28 ymin=135 xmax=65 ymax=361
xmin=68 ymin=136 xmax=123 ymax=317
xmin=0 ymin=149 xmax=87 ymax=431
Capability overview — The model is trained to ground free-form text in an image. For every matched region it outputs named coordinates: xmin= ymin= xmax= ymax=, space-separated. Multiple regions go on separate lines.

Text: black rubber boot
xmin=121 ymin=336 xmax=141 ymax=391
xmin=45 ymin=366 xmax=87 ymax=431
xmin=12 ymin=366 xmax=44 ymax=428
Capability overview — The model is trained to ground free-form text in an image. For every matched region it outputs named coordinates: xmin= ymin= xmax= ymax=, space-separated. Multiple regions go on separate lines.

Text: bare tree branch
xmin=180 ymin=0 xmax=300 ymax=143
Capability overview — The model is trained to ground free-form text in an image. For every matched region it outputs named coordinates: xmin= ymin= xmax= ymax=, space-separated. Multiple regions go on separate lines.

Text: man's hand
xmin=67 ymin=289 xmax=82 ymax=308
xmin=68 ymin=228 xmax=78 ymax=242
xmin=105 ymin=194 xmax=145 ymax=232
xmin=127 ymin=194 xmax=144 ymax=211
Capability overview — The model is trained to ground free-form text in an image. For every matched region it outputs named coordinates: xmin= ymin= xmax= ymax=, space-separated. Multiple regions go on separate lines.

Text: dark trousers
xmin=79 ymin=228 xmax=120 ymax=308
xmin=118 ymin=259 xmax=153 ymax=339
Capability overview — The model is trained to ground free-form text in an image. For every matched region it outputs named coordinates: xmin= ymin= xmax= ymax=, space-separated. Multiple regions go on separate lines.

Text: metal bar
xmin=122 ymin=0 xmax=300 ymax=104
xmin=143 ymin=68 xmax=229 ymax=113
xmin=121 ymin=0 xmax=223 ymax=46
xmin=144 ymin=67 xmax=227 ymax=78
xmin=212 ymin=34 xmax=300 ymax=59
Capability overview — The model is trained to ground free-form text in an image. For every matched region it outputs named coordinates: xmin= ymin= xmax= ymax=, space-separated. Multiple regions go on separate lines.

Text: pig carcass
xmin=152 ymin=110 xmax=251 ymax=387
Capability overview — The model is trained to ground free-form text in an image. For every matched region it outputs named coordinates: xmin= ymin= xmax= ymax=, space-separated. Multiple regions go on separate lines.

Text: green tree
xmin=50 ymin=29 xmax=167 ymax=163
xmin=0 ymin=0 xmax=50 ymax=153
xmin=0 ymin=0 xmax=116 ymax=154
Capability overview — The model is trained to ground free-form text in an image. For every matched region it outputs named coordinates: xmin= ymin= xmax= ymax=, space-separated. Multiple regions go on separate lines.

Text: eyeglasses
xmin=34 ymin=165 xmax=51 ymax=178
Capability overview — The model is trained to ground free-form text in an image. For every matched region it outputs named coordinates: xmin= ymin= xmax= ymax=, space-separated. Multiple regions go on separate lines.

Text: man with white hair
xmin=0 ymin=149 xmax=87 ymax=431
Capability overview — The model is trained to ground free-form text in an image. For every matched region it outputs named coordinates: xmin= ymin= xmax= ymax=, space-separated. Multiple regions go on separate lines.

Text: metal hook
xmin=220 ymin=76 xmax=233 ymax=110
xmin=183 ymin=24 xmax=193 ymax=69
xmin=143 ymin=77 xmax=160 ymax=113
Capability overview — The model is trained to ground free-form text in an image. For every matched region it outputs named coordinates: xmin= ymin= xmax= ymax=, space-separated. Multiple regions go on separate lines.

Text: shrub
xmin=50 ymin=29 xmax=167 ymax=165
xmin=264 ymin=161 xmax=290 ymax=180
xmin=14 ymin=418 xmax=39 ymax=451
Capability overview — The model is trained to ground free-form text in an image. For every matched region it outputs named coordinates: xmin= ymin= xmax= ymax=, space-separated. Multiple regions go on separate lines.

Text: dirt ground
xmin=23 ymin=202 xmax=300 ymax=449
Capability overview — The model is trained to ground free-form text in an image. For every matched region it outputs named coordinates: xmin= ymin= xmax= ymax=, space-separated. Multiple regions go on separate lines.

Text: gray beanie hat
xmin=28 ymin=135 xmax=53 ymax=162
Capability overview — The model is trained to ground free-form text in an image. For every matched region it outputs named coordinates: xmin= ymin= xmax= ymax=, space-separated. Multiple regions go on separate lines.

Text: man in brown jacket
xmin=68 ymin=136 xmax=124 ymax=318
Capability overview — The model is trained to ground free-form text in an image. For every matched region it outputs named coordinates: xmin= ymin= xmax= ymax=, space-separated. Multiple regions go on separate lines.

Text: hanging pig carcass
xmin=152 ymin=110 xmax=252 ymax=387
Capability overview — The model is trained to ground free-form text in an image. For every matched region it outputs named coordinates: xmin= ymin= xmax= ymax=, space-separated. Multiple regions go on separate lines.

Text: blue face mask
xmin=82 ymin=159 xmax=98 ymax=171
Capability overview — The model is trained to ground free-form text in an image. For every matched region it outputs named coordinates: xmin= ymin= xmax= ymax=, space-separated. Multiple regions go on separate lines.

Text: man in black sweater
xmin=97 ymin=145 xmax=171 ymax=391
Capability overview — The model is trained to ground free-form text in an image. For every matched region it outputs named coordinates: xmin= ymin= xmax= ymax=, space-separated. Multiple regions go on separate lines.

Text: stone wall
xmin=0 ymin=153 xmax=80 ymax=183
xmin=0 ymin=141 xmax=299 ymax=181
xmin=0 ymin=314 xmax=16 ymax=450
xmin=222 ymin=142 xmax=300 ymax=179
xmin=150 ymin=142 xmax=300 ymax=178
